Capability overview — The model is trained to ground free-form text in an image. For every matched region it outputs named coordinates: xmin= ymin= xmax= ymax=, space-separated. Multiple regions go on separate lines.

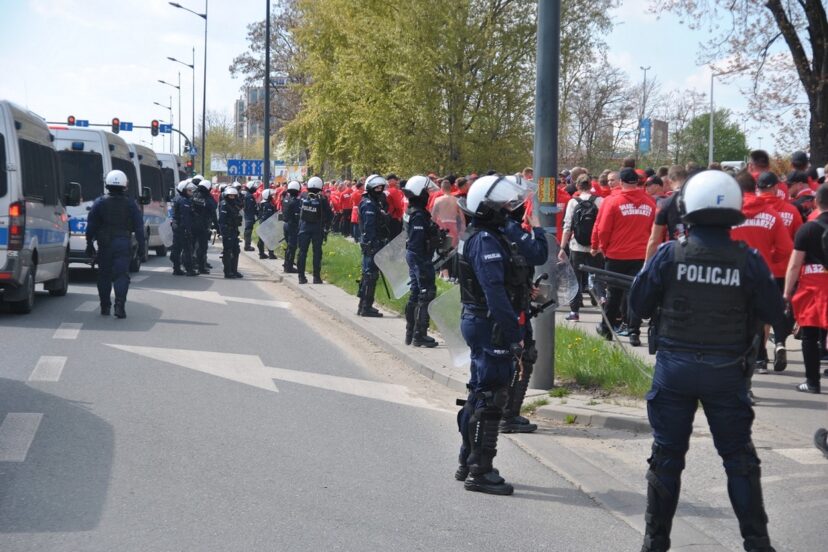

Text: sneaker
xmin=464 ymin=471 xmax=514 ymax=495
xmin=629 ymin=333 xmax=641 ymax=347
xmin=755 ymin=360 xmax=768 ymax=375
xmin=565 ymin=312 xmax=579 ymax=321
xmin=596 ymin=323 xmax=612 ymax=341
xmin=615 ymin=324 xmax=630 ymax=337
xmin=773 ymin=344 xmax=787 ymax=372
xmin=797 ymin=382 xmax=820 ymax=394
xmin=815 ymin=428 xmax=828 ymax=458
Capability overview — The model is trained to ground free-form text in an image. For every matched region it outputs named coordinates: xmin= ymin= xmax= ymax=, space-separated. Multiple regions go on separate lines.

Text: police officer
xmin=629 ymin=171 xmax=787 ymax=552
xmin=219 ymin=186 xmax=244 ymax=279
xmin=190 ymin=175 xmax=217 ymax=274
xmin=243 ymin=181 xmax=259 ymax=251
xmin=85 ymin=170 xmax=145 ymax=319
xmin=357 ymin=174 xmax=390 ymax=316
xmin=296 ymin=176 xmax=332 ymax=284
xmin=281 ymin=180 xmax=302 ymax=272
xmin=402 ymin=175 xmax=439 ymax=345
xmin=170 ymin=180 xmax=198 ymax=276
xmin=257 ymin=188 xmax=278 ymax=260
xmin=454 ymin=174 xmax=533 ymax=496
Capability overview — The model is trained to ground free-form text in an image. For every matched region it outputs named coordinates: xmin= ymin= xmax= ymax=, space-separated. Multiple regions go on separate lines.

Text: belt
xmin=462 ymin=305 xmax=490 ymax=318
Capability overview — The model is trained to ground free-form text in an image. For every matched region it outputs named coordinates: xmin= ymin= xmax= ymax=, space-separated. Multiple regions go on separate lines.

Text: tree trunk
xmin=809 ymin=94 xmax=828 ymax=167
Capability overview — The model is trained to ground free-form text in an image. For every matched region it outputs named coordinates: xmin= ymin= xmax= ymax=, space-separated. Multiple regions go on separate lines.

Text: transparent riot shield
xmin=554 ymin=255 xmax=580 ymax=306
xmin=256 ymin=216 xmax=284 ymax=251
xmin=373 ymin=233 xmax=410 ymax=299
xmin=157 ymin=219 xmax=174 ymax=248
xmin=428 ymin=285 xmax=470 ymax=368
xmin=534 ymin=239 xmax=580 ymax=309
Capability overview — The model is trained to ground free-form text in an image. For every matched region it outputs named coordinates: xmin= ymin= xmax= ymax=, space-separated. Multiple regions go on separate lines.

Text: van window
xmin=0 ymin=133 xmax=6 ymax=197
xmin=19 ymin=139 xmax=59 ymax=204
xmin=161 ymin=167 xmax=175 ymax=197
xmin=140 ymin=165 xmax=163 ymax=201
xmin=111 ymin=158 xmax=139 ymax=199
xmin=57 ymin=150 xmax=104 ymax=202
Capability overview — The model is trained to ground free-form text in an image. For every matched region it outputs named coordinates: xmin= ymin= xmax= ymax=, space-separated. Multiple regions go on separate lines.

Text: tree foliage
xmin=680 ymin=109 xmax=749 ymax=165
xmin=651 ymin=0 xmax=828 ymax=165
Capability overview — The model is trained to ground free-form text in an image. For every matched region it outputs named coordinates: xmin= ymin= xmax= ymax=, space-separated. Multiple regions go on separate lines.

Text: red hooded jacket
xmin=730 ymin=194 xmax=793 ymax=277
xmin=591 ymin=187 xmax=656 ymax=260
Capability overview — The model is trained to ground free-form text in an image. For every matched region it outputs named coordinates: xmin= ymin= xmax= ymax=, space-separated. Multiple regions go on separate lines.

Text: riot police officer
xmin=190 ymin=175 xmax=217 ymax=274
xmin=243 ymin=181 xmax=259 ymax=251
xmin=282 ymin=180 xmax=302 ymax=272
xmin=219 ymin=186 xmax=244 ymax=279
xmin=85 ymin=170 xmax=145 ymax=319
xmin=257 ymin=188 xmax=278 ymax=260
xmin=629 ymin=171 xmax=788 ymax=552
xmin=357 ymin=174 xmax=390 ymax=317
xmin=296 ymin=176 xmax=332 ymax=284
xmin=402 ymin=175 xmax=439 ymax=346
xmin=455 ymin=174 xmax=533 ymax=495
xmin=170 ymin=180 xmax=197 ymax=276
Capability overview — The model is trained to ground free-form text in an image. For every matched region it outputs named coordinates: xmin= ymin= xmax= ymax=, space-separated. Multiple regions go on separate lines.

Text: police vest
xmin=300 ymin=194 xmax=322 ymax=224
xmin=99 ymin=195 xmax=133 ymax=241
xmin=359 ymin=195 xmax=390 ymax=239
xmin=405 ymin=206 xmax=440 ymax=255
xmin=283 ymin=195 xmax=300 ymax=224
xmin=458 ymin=225 xmax=532 ymax=313
xmin=658 ymin=240 xmax=751 ymax=350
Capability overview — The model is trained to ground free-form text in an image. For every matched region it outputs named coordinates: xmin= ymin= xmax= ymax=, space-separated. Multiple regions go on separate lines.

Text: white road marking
xmin=148 ymin=289 xmax=290 ymax=309
xmin=138 ymin=266 xmax=170 ymax=273
xmin=0 ymin=413 xmax=43 ymax=462
xmin=29 ymin=356 xmax=67 ymax=382
xmin=131 ymin=274 xmax=149 ymax=283
xmin=224 ymin=296 xmax=290 ymax=309
xmin=773 ymin=448 xmax=828 ymax=465
xmin=53 ymin=323 xmax=82 ymax=340
xmin=107 ymin=345 xmax=439 ymax=410
xmin=75 ymin=301 xmax=99 ymax=312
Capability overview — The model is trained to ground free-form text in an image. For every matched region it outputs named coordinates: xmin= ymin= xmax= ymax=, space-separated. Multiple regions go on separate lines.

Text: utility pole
xmin=709 ymin=69 xmax=716 ymax=166
xmin=263 ymin=0 xmax=271 ymax=187
xmin=530 ymin=0 xmax=560 ymax=390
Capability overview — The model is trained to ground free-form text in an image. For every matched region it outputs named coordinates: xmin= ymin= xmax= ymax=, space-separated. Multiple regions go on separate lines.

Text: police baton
xmin=579 ymin=265 xmax=634 ymax=290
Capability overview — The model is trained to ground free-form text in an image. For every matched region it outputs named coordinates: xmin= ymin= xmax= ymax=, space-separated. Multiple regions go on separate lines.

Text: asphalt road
xmin=0 ymin=250 xmax=642 ymax=552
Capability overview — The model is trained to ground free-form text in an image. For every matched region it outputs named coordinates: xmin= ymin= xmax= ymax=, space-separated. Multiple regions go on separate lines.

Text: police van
xmin=52 ymin=127 xmax=150 ymax=272
xmin=155 ymin=152 xmax=186 ymax=217
xmin=128 ymin=144 xmax=166 ymax=257
xmin=0 ymin=100 xmax=80 ymax=313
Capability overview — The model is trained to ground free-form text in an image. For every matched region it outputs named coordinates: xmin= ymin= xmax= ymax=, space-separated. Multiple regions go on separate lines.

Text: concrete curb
xmin=534 ymin=403 xmax=651 ymax=433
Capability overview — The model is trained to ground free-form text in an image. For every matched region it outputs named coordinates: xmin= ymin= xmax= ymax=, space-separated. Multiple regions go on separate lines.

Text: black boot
xmin=500 ymin=353 xmax=538 ymax=433
xmin=298 ymin=274 xmax=308 ymax=284
xmin=312 ymin=273 xmax=323 ymax=284
xmin=268 ymin=251 xmax=277 ymax=260
xmin=411 ymin=293 xmax=436 ymax=346
xmin=172 ymin=265 xmax=185 ymax=276
xmin=641 ymin=446 xmax=682 ymax=552
xmin=357 ymin=276 xmax=383 ymax=317
xmin=113 ymin=298 xmax=126 ymax=319
xmin=100 ymin=301 xmax=111 ymax=316
xmin=284 ymin=263 xmax=298 ymax=274
xmin=404 ymin=302 xmax=416 ymax=345
xmin=726 ymin=446 xmax=776 ymax=552
xmin=464 ymin=399 xmax=513 ymax=495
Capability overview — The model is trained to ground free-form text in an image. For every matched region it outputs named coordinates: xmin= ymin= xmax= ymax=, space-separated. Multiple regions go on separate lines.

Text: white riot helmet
xmin=192 ymin=174 xmax=204 ymax=184
xmin=105 ymin=170 xmax=128 ymax=189
xmin=307 ymin=176 xmax=323 ymax=191
xmin=403 ymin=175 xmax=435 ymax=200
xmin=247 ymin=180 xmax=259 ymax=191
xmin=459 ymin=174 xmax=529 ymax=218
xmin=365 ymin=174 xmax=387 ymax=194
xmin=261 ymin=188 xmax=274 ymax=202
xmin=222 ymin=186 xmax=238 ymax=198
xmin=186 ymin=181 xmax=198 ymax=193
xmin=287 ymin=180 xmax=301 ymax=192
xmin=678 ymin=170 xmax=745 ymax=227
xmin=176 ymin=180 xmax=189 ymax=193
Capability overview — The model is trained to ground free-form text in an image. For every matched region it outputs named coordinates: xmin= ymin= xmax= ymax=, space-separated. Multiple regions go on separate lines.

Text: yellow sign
xmin=536 ymin=176 xmax=557 ymax=204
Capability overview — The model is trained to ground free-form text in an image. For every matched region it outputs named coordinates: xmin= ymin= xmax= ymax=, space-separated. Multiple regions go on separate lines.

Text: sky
xmin=0 ymin=0 xmax=782 ymax=156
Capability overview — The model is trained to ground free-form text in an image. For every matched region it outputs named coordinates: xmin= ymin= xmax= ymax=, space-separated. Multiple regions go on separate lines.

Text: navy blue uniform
xmin=257 ymin=198 xmax=278 ymax=258
xmin=281 ymin=193 xmax=301 ymax=269
xmin=86 ymin=193 xmax=145 ymax=307
xmin=170 ymin=193 xmax=195 ymax=273
xmin=243 ymin=192 xmax=258 ymax=249
xmin=219 ymin=198 xmax=243 ymax=277
xmin=629 ymin=226 xmax=786 ymax=552
xmin=191 ymin=187 xmax=217 ymax=272
xmin=296 ymin=191 xmax=332 ymax=280
xmin=357 ymin=193 xmax=389 ymax=312
xmin=404 ymin=206 xmax=438 ymax=343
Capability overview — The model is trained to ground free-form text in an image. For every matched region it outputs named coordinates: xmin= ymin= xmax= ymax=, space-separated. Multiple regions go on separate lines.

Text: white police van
xmin=52 ymin=127 xmax=150 ymax=272
xmin=0 ymin=100 xmax=80 ymax=313
xmin=128 ymin=144 xmax=166 ymax=257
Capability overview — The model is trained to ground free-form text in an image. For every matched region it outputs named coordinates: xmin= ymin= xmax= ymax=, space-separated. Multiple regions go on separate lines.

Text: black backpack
xmin=571 ymin=196 xmax=599 ymax=246
xmin=814 ymin=219 xmax=828 ymax=269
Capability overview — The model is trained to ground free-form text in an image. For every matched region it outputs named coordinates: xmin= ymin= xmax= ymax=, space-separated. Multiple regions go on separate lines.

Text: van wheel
xmin=155 ymin=246 xmax=167 ymax=257
xmin=129 ymin=249 xmax=141 ymax=273
xmin=10 ymin=271 xmax=35 ymax=314
xmin=47 ymin=259 xmax=70 ymax=297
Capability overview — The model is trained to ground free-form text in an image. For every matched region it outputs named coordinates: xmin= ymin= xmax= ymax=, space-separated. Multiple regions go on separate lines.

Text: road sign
xmin=189 ymin=146 xmax=197 ymax=156
xmin=159 ymin=124 xmax=172 ymax=134
xmin=119 ymin=121 xmax=133 ymax=132
xmin=76 ymin=119 xmax=89 ymax=127
xmin=226 ymin=159 xmax=265 ymax=176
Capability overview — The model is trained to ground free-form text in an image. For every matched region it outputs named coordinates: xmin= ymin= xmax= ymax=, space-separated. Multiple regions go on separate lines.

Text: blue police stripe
xmin=25 ymin=228 xmax=67 ymax=246
xmin=0 ymin=227 xmax=7 ymax=246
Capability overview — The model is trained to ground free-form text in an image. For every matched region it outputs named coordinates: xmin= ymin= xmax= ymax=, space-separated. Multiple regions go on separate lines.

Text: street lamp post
xmin=158 ymin=74 xmax=182 ymax=155
xmin=154 ymin=99 xmax=174 ymax=153
xmin=167 ymin=51 xmax=196 ymax=159
xmin=263 ymin=0 xmax=271 ymax=188
xmin=169 ymin=1 xmax=207 ymax=175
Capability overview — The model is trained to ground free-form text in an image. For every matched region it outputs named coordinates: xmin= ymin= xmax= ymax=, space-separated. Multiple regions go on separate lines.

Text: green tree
xmin=680 ymin=109 xmax=749 ymax=165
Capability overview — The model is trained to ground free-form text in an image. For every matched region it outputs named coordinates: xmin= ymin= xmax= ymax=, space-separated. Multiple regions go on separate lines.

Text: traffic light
xmin=185 ymin=159 xmax=194 ymax=176
xmin=151 ymin=119 xmax=160 ymax=137
xmin=111 ymin=117 xmax=120 ymax=134
xmin=67 ymin=115 xmax=76 ymax=126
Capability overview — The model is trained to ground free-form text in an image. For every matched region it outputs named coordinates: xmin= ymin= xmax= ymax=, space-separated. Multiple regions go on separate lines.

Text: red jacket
xmin=329 ymin=190 xmax=341 ymax=212
xmin=350 ymin=189 xmax=363 ymax=223
xmin=730 ymin=194 xmax=793 ymax=277
xmin=386 ymin=186 xmax=405 ymax=221
xmin=340 ymin=187 xmax=354 ymax=210
xmin=591 ymin=187 xmax=656 ymax=260
xmin=556 ymin=187 xmax=571 ymax=240
xmin=764 ymin=194 xmax=803 ymax=240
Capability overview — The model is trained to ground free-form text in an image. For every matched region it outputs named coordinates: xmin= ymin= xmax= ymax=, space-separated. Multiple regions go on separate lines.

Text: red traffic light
xmin=151 ymin=119 xmax=160 ymax=137
xmin=67 ymin=115 xmax=76 ymax=126
xmin=111 ymin=117 xmax=120 ymax=134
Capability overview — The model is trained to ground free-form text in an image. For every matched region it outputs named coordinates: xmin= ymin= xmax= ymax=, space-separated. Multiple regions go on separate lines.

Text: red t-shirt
xmin=386 ymin=186 xmax=405 ymax=221
xmin=591 ymin=188 xmax=656 ymax=260
xmin=730 ymin=194 xmax=793 ymax=277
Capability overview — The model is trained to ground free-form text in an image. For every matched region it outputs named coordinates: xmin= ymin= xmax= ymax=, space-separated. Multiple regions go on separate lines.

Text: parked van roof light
xmin=71 ymin=141 xmax=85 ymax=151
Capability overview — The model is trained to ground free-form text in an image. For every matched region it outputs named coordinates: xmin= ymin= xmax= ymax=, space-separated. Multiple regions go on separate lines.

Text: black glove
xmin=85 ymin=243 xmax=96 ymax=258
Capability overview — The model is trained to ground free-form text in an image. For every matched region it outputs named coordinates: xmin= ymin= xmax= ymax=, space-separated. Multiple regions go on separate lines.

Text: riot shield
xmin=554 ymin=255 xmax=580 ymax=306
xmin=256 ymin=216 xmax=284 ymax=251
xmin=373 ymin=233 xmax=410 ymax=299
xmin=157 ymin=219 xmax=174 ymax=248
xmin=534 ymin=239 xmax=580 ymax=309
xmin=428 ymin=286 xmax=470 ymax=368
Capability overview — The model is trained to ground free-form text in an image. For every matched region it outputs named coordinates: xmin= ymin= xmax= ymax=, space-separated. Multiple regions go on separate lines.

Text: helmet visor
xmin=483 ymin=176 xmax=530 ymax=212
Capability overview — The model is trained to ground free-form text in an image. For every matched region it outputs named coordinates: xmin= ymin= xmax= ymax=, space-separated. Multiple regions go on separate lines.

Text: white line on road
xmin=0 ymin=413 xmax=43 ymax=462
xmin=29 ymin=356 xmax=67 ymax=382
xmin=131 ymin=275 xmax=149 ymax=283
xmin=53 ymin=323 xmax=82 ymax=340
xmin=75 ymin=301 xmax=99 ymax=312
xmin=773 ymin=448 xmax=828 ymax=465
xmin=226 ymin=296 xmax=290 ymax=309
xmin=139 ymin=267 xmax=171 ymax=273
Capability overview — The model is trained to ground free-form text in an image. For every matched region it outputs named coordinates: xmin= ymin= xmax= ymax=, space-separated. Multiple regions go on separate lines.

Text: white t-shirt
xmin=562 ymin=193 xmax=602 ymax=252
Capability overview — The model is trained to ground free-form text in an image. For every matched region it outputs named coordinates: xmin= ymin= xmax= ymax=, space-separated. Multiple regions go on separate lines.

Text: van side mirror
xmin=65 ymin=182 xmax=81 ymax=206
xmin=141 ymin=186 xmax=152 ymax=205
xmin=167 ymin=188 xmax=176 ymax=202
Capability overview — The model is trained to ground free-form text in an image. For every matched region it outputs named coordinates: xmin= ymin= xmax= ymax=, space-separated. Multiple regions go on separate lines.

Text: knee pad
xmin=417 ymin=287 xmax=436 ymax=307
xmin=646 ymin=443 xmax=686 ymax=499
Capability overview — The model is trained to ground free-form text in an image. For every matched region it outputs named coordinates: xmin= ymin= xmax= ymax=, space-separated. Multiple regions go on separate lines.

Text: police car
xmin=0 ymin=100 xmax=80 ymax=313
